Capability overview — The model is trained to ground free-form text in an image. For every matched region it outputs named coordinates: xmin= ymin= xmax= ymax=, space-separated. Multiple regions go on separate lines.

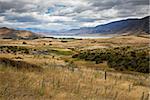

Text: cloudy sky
xmin=0 ymin=0 xmax=149 ymax=31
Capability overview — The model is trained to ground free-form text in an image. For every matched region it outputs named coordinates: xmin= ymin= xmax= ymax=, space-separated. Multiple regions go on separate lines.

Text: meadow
xmin=0 ymin=35 xmax=149 ymax=100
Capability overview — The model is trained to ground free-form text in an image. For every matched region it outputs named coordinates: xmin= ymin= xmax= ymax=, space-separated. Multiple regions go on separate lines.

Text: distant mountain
xmin=16 ymin=28 xmax=59 ymax=34
xmin=65 ymin=16 xmax=149 ymax=35
xmin=0 ymin=27 xmax=41 ymax=39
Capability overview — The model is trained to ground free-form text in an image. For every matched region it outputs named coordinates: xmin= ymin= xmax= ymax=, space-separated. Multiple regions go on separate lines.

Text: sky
xmin=0 ymin=0 xmax=149 ymax=32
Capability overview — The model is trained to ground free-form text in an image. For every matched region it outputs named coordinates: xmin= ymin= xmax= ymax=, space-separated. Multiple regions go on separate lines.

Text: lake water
xmin=47 ymin=35 xmax=112 ymax=39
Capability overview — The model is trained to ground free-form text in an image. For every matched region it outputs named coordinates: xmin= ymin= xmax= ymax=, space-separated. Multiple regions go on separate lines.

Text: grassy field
xmin=0 ymin=35 xmax=149 ymax=100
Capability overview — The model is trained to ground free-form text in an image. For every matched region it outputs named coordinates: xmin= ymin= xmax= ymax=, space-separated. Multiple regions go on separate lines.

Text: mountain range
xmin=0 ymin=16 xmax=149 ymax=39
xmin=63 ymin=16 xmax=149 ymax=35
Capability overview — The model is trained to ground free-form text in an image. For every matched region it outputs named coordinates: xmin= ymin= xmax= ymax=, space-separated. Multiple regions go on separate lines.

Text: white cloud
xmin=0 ymin=16 xmax=5 ymax=22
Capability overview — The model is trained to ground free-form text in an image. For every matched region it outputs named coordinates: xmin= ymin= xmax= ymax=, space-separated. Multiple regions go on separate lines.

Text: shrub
xmin=72 ymin=47 xmax=149 ymax=73
xmin=0 ymin=46 xmax=30 ymax=54
xmin=22 ymin=41 xmax=27 ymax=44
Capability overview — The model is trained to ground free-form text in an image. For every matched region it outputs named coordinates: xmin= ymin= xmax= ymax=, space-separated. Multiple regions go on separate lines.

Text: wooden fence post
xmin=104 ymin=71 xmax=107 ymax=80
xmin=128 ymin=84 xmax=131 ymax=92
xmin=140 ymin=92 xmax=145 ymax=100
xmin=145 ymin=93 xmax=149 ymax=100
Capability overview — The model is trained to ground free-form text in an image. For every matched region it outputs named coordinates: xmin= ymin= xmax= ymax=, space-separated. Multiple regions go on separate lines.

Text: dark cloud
xmin=90 ymin=1 xmax=120 ymax=10
xmin=0 ymin=1 xmax=37 ymax=13
xmin=89 ymin=0 xmax=148 ymax=9
xmin=6 ymin=15 xmax=41 ymax=23
xmin=126 ymin=0 xmax=149 ymax=6
xmin=0 ymin=1 xmax=25 ymax=13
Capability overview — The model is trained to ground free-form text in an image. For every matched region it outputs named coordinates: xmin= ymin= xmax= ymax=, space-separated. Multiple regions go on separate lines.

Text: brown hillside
xmin=0 ymin=27 xmax=40 ymax=39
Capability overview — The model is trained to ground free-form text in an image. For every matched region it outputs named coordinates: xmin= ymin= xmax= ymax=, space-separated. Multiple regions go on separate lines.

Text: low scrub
xmin=0 ymin=46 xmax=30 ymax=54
xmin=72 ymin=46 xmax=149 ymax=73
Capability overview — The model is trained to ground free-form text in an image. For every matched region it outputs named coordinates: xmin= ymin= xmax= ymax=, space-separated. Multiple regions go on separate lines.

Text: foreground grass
xmin=0 ymin=62 xmax=149 ymax=100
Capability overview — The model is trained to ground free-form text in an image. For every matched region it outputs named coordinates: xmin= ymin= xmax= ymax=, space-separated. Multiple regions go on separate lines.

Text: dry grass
xmin=0 ymin=58 xmax=43 ymax=72
xmin=0 ymin=63 xmax=149 ymax=100
xmin=0 ymin=35 xmax=149 ymax=49
xmin=0 ymin=36 xmax=149 ymax=100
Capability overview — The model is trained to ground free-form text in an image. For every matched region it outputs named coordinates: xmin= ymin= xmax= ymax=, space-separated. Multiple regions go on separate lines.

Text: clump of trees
xmin=72 ymin=46 xmax=149 ymax=73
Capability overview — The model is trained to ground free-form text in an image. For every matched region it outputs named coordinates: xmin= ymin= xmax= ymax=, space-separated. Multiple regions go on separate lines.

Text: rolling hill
xmin=64 ymin=16 xmax=149 ymax=35
xmin=0 ymin=27 xmax=41 ymax=39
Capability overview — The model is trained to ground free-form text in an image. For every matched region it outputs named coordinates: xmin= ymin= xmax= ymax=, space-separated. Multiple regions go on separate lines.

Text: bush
xmin=0 ymin=46 xmax=30 ymax=54
xmin=22 ymin=41 xmax=27 ymax=44
xmin=72 ymin=46 xmax=149 ymax=73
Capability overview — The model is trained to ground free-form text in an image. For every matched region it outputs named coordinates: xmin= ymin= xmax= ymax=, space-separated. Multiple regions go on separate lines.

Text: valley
xmin=0 ymin=35 xmax=149 ymax=100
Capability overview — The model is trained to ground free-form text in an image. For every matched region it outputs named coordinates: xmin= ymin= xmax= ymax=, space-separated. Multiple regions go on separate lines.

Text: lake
xmin=47 ymin=35 xmax=112 ymax=39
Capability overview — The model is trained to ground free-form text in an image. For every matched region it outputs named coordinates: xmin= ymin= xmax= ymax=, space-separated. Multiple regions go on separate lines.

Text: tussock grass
xmin=0 ymin=57 xmax=43 ymax=72
xmin=0 ymin=63 xmax=149 ymax=100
